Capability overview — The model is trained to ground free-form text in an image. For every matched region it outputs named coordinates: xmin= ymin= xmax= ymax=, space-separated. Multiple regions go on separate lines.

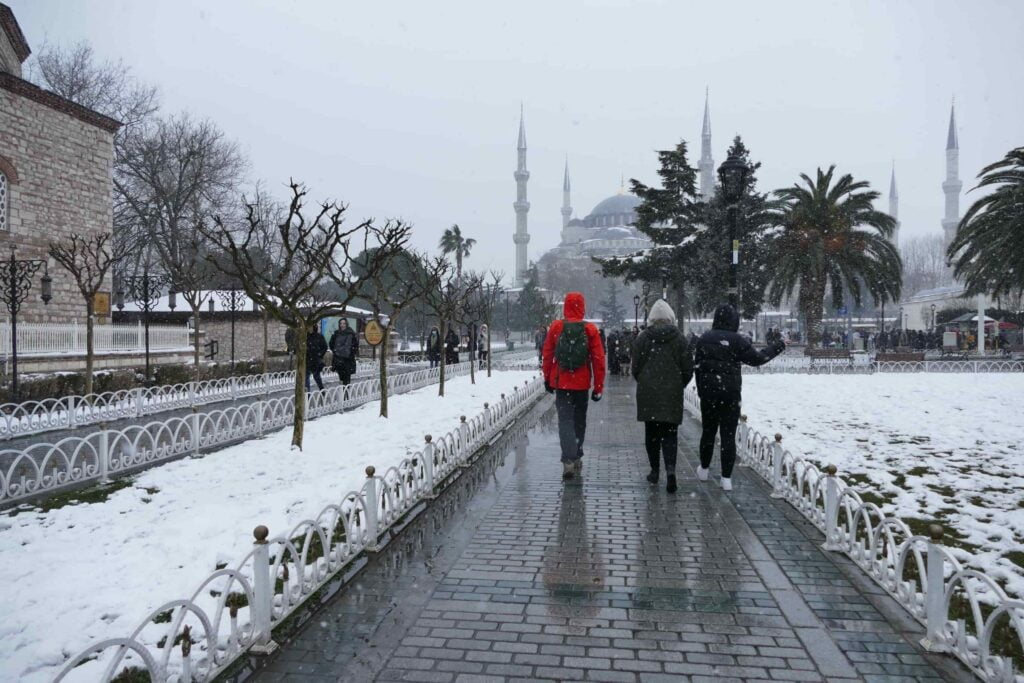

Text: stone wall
xmin=202 ymin=317 xmax=289 ymax=362
xmin=0 ymin=75 xmax=117 ymax=322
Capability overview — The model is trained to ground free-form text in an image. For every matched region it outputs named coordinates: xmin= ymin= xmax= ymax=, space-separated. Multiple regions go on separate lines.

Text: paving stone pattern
xmin=255 ymin=377 xmax=972 ymax=683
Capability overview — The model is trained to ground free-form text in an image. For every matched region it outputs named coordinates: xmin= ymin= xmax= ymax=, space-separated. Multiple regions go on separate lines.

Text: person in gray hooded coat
xmin=632 ymin=299 xmax=693 ymax=493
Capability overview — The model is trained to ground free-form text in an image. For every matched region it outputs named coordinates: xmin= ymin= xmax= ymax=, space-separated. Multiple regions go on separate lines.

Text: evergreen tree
xmin=515 ymin=266 xmax=554 ymax=330
xmin=598 ymin=279 xmax=626 ymax=328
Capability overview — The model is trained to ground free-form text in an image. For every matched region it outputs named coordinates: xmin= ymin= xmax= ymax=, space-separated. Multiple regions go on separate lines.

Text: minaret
xmin=699 ymin=88 xmax=715 ymax=199
xmin=561 ymin=157 xmax=572 ymax=231
xmin=889 ymin=164 xmax=900 ymax=248
xmin=941 ymin=102 xmax=961 ymax=250
xmin=513 ymin=106 xmax=530 ymax=286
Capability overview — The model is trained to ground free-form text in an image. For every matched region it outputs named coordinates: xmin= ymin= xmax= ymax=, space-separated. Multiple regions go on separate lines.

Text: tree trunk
xmin=261 ymin=309 xmax=269 ymax=374
xmin=486 ymin=323 xmax=492 ymax=378
xmin=438 ymin=320 xmax=446 ymax=397
xmin=292 ymin=324 xmax=307 ymax=450
xmin=192 ymin=304 xmax=202 ymax=381
xmin=801 ymin=276 xmax=827 ymax=349
xmin=379 ymin=325 xmax=389 ymax=417
xmin=85 ymin=301 xmax=95 ymax=396
xmin=468 ymin=323 xmax=476 ymax=385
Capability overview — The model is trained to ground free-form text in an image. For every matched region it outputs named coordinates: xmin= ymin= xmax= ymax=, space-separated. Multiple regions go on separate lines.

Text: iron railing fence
xmin=0 ymin=359 xmax=537 ymax=507
xmin=742 ymin=358 xmax=1024 ymax=374
xmin=683 ymin=384 xmax=1024 ymax=682
xmin=0 ymin=321 xmax=191 ymax=356
xmin=53 ymin=373 xmax=545 ymax=683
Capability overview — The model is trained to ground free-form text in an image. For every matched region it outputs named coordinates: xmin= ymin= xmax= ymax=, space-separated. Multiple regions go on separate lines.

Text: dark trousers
xmin=555 ymin=389 xmax=589 ymax=463
xmin=644 ymin=421 xmax=678 ymax=474
xmin=699 ymin=398 xmax=741 ymax=478
xmin=305 ymin=365 xmax=324 ymax=391
xmin=335 ymin=363 xmax=353 ymax=385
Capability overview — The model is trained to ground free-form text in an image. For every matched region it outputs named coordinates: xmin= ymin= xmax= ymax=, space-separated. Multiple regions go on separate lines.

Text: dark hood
xmin=712 ymin=304 xmax=740 ymax=332
xmin=563 ymin=292 xmax=585 ymax=321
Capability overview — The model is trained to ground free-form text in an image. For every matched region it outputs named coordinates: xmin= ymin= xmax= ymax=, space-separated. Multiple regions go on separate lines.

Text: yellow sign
xmin=364 ymin=319 xmax=384 ymax=346
xmin=93 ymin=291 xmax=111 ymax=316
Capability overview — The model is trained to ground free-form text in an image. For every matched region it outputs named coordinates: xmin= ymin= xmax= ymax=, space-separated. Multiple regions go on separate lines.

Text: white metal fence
xmin=743 ymin=358 xmax=1024 ymax=374
xmin=54 ymin=371 xmax=545 ymax=682
xmin=683 ymin=384 xmax=1024 ymax=682
xmin=0 ymin=321 xmax=191 ymax=357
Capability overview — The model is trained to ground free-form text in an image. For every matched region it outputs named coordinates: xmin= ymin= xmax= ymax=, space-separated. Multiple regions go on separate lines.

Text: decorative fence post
xmin=250 ymin=525 xmax=278 ymax=655
xmin=483 ymin=403 xmax=491 ymax=439
xmin=66 ymin=395 xmax=77 ymax=428
xmin=422 ymin=435 xmax=436 ymax=497
xmin=133 ymin=387 xmax=144 ymax=418
xmin=821 ymin=464 xmax=843 ymax=551
xmin=255 ymin=399 xmax=264 ymax=438
xmin=97 ymin=424 xmax=110 ymax=483
xmin=191 ymin=407 xmax=201 ymax=456
xmin=921 ymin=524 xmax=950 ymax=653
xmin=459 ymin=416 xmax=470 ymax=462
xmin=231 ymin=376 xmax=238 ymax=401
xmin=771 ymin=434 xmax=785 ymax=498
xmin=362 ymin=466 xmax=379 ymax=551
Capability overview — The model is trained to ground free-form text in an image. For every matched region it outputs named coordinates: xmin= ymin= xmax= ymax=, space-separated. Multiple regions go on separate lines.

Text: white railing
xmin=743 ymin=358 xmax=1024 ymax=374
xmin=54 ymin=373 xmax=545 ymax=683
xmin=684 ymin=384 xmax=1024 ymax=682
xmin=0 ymin=359 xmax=534 ymax=507
xmin=0 ymin=321 xmax=191 ymax=357
xmin=0 ymin=360 xmax=383 ymax=440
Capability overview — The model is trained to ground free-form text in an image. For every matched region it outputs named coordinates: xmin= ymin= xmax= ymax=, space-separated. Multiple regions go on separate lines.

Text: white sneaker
xmin=697 ymin=466 xmax=709 ymax=482
xmin=721 ymin=477 xmax=733 ymax=491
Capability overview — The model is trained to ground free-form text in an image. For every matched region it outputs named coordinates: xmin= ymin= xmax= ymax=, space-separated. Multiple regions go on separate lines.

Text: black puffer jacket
xmin=695 ymin=305 xmax=784 ymax=402
xmin=633 ymin=323 xmax=693 ymax=424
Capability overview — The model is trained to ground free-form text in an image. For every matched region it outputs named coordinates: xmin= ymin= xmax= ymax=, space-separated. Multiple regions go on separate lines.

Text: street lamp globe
xmin=40 ymin=271 xmax=53 ymax=304
xmin=633 ymin=295 xmax=640 ymax=308
xmin=717 ymin=152 xmax=748 ymax=203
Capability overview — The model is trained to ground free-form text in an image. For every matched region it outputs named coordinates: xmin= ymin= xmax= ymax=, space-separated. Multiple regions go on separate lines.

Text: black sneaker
xmin=646 ymin=470 xmax=659 ymax=484
xmin=666 ymin=474 xmax=678 ymax=494
xmin=562 ymin=462 xmax=575 ymax=480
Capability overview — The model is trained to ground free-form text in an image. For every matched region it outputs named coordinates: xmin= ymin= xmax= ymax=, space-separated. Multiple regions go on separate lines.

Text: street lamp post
xmin=930 ymin=303 xmax=936 ymax=332
xmin=717 ymin=152 xmax=749 ymax=308
xmin=633 ymin=294 xmax=640 ymax=328
xmin=217 ymin=287 xmax=246 ymax=370
xmin=116 ymin=270 xmax=168 ymax=384
xmin=0 ymin=245 xmax=53 ymax=398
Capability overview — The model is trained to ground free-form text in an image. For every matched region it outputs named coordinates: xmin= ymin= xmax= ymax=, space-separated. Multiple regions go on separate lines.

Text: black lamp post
xmin=116 ymin=270 xmax=168 ymax=383
xmin=633 ymin=294 xmax=640 ymax=328
xmin=642 ymin=282 xmax=651 ymax=324
xmin=1 ymin=245 xmax=52 ymax=398
xmin=930 ymin=303 xmax=936 ymax=332
xmin=217 ymin=286 xmax=245 ymax=370
xmin=717 ymin=152 xmax=749 ymax=308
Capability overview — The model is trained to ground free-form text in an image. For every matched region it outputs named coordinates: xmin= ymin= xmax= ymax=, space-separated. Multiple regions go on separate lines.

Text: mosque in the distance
xmin=510 ymin=92 xmax=719 ymax=286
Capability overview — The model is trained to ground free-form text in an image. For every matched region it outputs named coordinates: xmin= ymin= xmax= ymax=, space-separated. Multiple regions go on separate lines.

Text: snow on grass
xmin=0 ymin=369 xmax=539 ymax=683
xmin=741 ymin=373 xmax=1024 ymax=599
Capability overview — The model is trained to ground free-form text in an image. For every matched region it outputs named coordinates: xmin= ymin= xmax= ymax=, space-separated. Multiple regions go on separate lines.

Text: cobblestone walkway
xmin=254 ymin=376 xmax=971 ymax=683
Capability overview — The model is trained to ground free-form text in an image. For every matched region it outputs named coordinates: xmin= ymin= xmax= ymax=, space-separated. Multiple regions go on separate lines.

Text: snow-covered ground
xmin=0 ymin=369 xmax=538 ymax=683
xmin=741 ymin=373 xmax=1024 ymax=599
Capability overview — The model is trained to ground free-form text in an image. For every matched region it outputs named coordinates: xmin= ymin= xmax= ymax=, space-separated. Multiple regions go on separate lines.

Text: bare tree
xmin=422 ymin=259 xmax=480 ymax=396
xmin=901 ymin=234 xmax=953 ymax=296
xmin=48 ymin=234 xmax=128 ymax=395
xmin=203 ymin=181 xmax=408 ymax=449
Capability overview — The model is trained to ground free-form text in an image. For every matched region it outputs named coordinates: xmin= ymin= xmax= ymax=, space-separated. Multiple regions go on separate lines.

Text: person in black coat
xmin=305 ymin=324 xmax=329 ymax=391
xmin=426 ymin=326 xmax=441 ymax=367
xmin=607 ymin=330 xmax=621 ymax=375
xmin=694 ymin=304 xmax=785 ymax=491
xmin=632 ymin=300 xmax=693 ymax=493
xmin=444 ymin=326 xmax=460 ymax=365
xmin=328 ymin=319 xmax=359 ymax=385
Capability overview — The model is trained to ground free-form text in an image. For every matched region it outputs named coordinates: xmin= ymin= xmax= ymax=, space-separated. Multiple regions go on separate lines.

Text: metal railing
xmin=0 ymin=359 xmax=525 ymax=507
xmin=0 ymin=321 xmax=191 ymax=356
xmin=0 ymin=360 xmax=384 ymax=440
xmin=683 ymin=384 xmax=1024 ymax=682
xmin=743 ymin=358 xmax=1024 ymax=374
xmin=54 ymin=372 xmax=545 ymax=682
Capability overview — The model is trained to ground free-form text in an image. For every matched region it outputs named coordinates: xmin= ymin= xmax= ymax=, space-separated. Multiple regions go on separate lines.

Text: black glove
xmin=545 ymin=380 xmax=554 ymax=394
xmin=591 ymin=391 xmax=602 ymax=402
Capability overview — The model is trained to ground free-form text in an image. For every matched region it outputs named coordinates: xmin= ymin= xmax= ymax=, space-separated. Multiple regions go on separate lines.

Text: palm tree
xmin=439 ymin=224 xmax=476 ymax=282
xmin=948 ymin=147 xmax=1024 ymax=297
xmin=767 ymin=166 xmax=901 ymax=348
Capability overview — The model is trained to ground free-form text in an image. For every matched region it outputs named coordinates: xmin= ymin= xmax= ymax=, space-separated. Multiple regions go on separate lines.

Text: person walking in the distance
xmin=329 ymin=318 xmax=359 ymax=386
xmin=694 ymin=304 xmax=784 ymax=491
xmin=542 ymin=292 xmax=606 ymax=480
xmin=305 ymin=323 xmax=329 ymax=392
xmin=632 ymin=300 xmax=692 ymax=493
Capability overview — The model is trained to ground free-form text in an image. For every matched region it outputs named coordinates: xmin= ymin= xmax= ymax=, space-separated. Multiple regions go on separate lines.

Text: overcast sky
xmin=12 ymin=0 xmax=1024 ymax=279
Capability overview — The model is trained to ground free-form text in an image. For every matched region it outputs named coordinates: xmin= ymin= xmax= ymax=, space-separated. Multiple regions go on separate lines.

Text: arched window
xmin=0 ymin=170 xmax=8 ymax=232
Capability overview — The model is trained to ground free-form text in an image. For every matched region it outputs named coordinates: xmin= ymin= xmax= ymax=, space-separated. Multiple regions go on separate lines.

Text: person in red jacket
xmin=542 ymin=292 xmax=606 ymax=480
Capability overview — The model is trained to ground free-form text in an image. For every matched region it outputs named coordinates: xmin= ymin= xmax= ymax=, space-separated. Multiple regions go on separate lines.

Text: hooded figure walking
xmin=694 ymin=304 xmax=785 ymax=490
xmin=542 ymin=292 xmax=606 ymax=480
xmin=328 ymin=318 xmax=359 ymax=385
xmin=632 ymin=300 xmax=692 ymax=493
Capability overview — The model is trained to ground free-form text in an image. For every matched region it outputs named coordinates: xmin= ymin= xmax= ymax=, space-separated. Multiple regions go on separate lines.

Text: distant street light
xmin=1 ymin=245 xmax=53 ymax=398
xmin=116 ymin=270 xmax=168 ymax=383
xmin=633 ymin=294 xmax=640 ymax=328
xmin=930 ymin=303 xmax=937 ymax=331
xmin=718 ymin=152 xmax=749 ymax=308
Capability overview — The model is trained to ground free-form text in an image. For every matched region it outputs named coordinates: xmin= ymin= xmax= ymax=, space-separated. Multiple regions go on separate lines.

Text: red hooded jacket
xmin=542 ymin=292 xmax=606 ymax=393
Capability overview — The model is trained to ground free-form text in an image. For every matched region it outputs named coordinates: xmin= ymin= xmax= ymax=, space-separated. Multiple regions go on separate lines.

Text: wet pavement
xmin=252 ymin=376 xmax=971 ymax=683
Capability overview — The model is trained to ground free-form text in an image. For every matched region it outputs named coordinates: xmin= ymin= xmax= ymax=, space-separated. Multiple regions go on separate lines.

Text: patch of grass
xmin=151 ymin=609 xmax=173 ymax=624
xmin=1004 ymin=551 xmax=1024 ymax=571
xmin=13 ymin=479 xmax=134 ymax=514
xmin=111 ymin=667 xmax=151 ymax=683
xmin=906 ymin=466 xmax=930 ymax=477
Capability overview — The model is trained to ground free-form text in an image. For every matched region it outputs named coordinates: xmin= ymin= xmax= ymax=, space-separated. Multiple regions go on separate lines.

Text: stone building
xmin=0 ymin=3 xmax=120 ymax=322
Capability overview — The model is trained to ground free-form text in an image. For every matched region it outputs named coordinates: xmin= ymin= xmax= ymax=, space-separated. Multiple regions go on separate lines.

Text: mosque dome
xmin=588 ymin=192 xmax=640 ymax=218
